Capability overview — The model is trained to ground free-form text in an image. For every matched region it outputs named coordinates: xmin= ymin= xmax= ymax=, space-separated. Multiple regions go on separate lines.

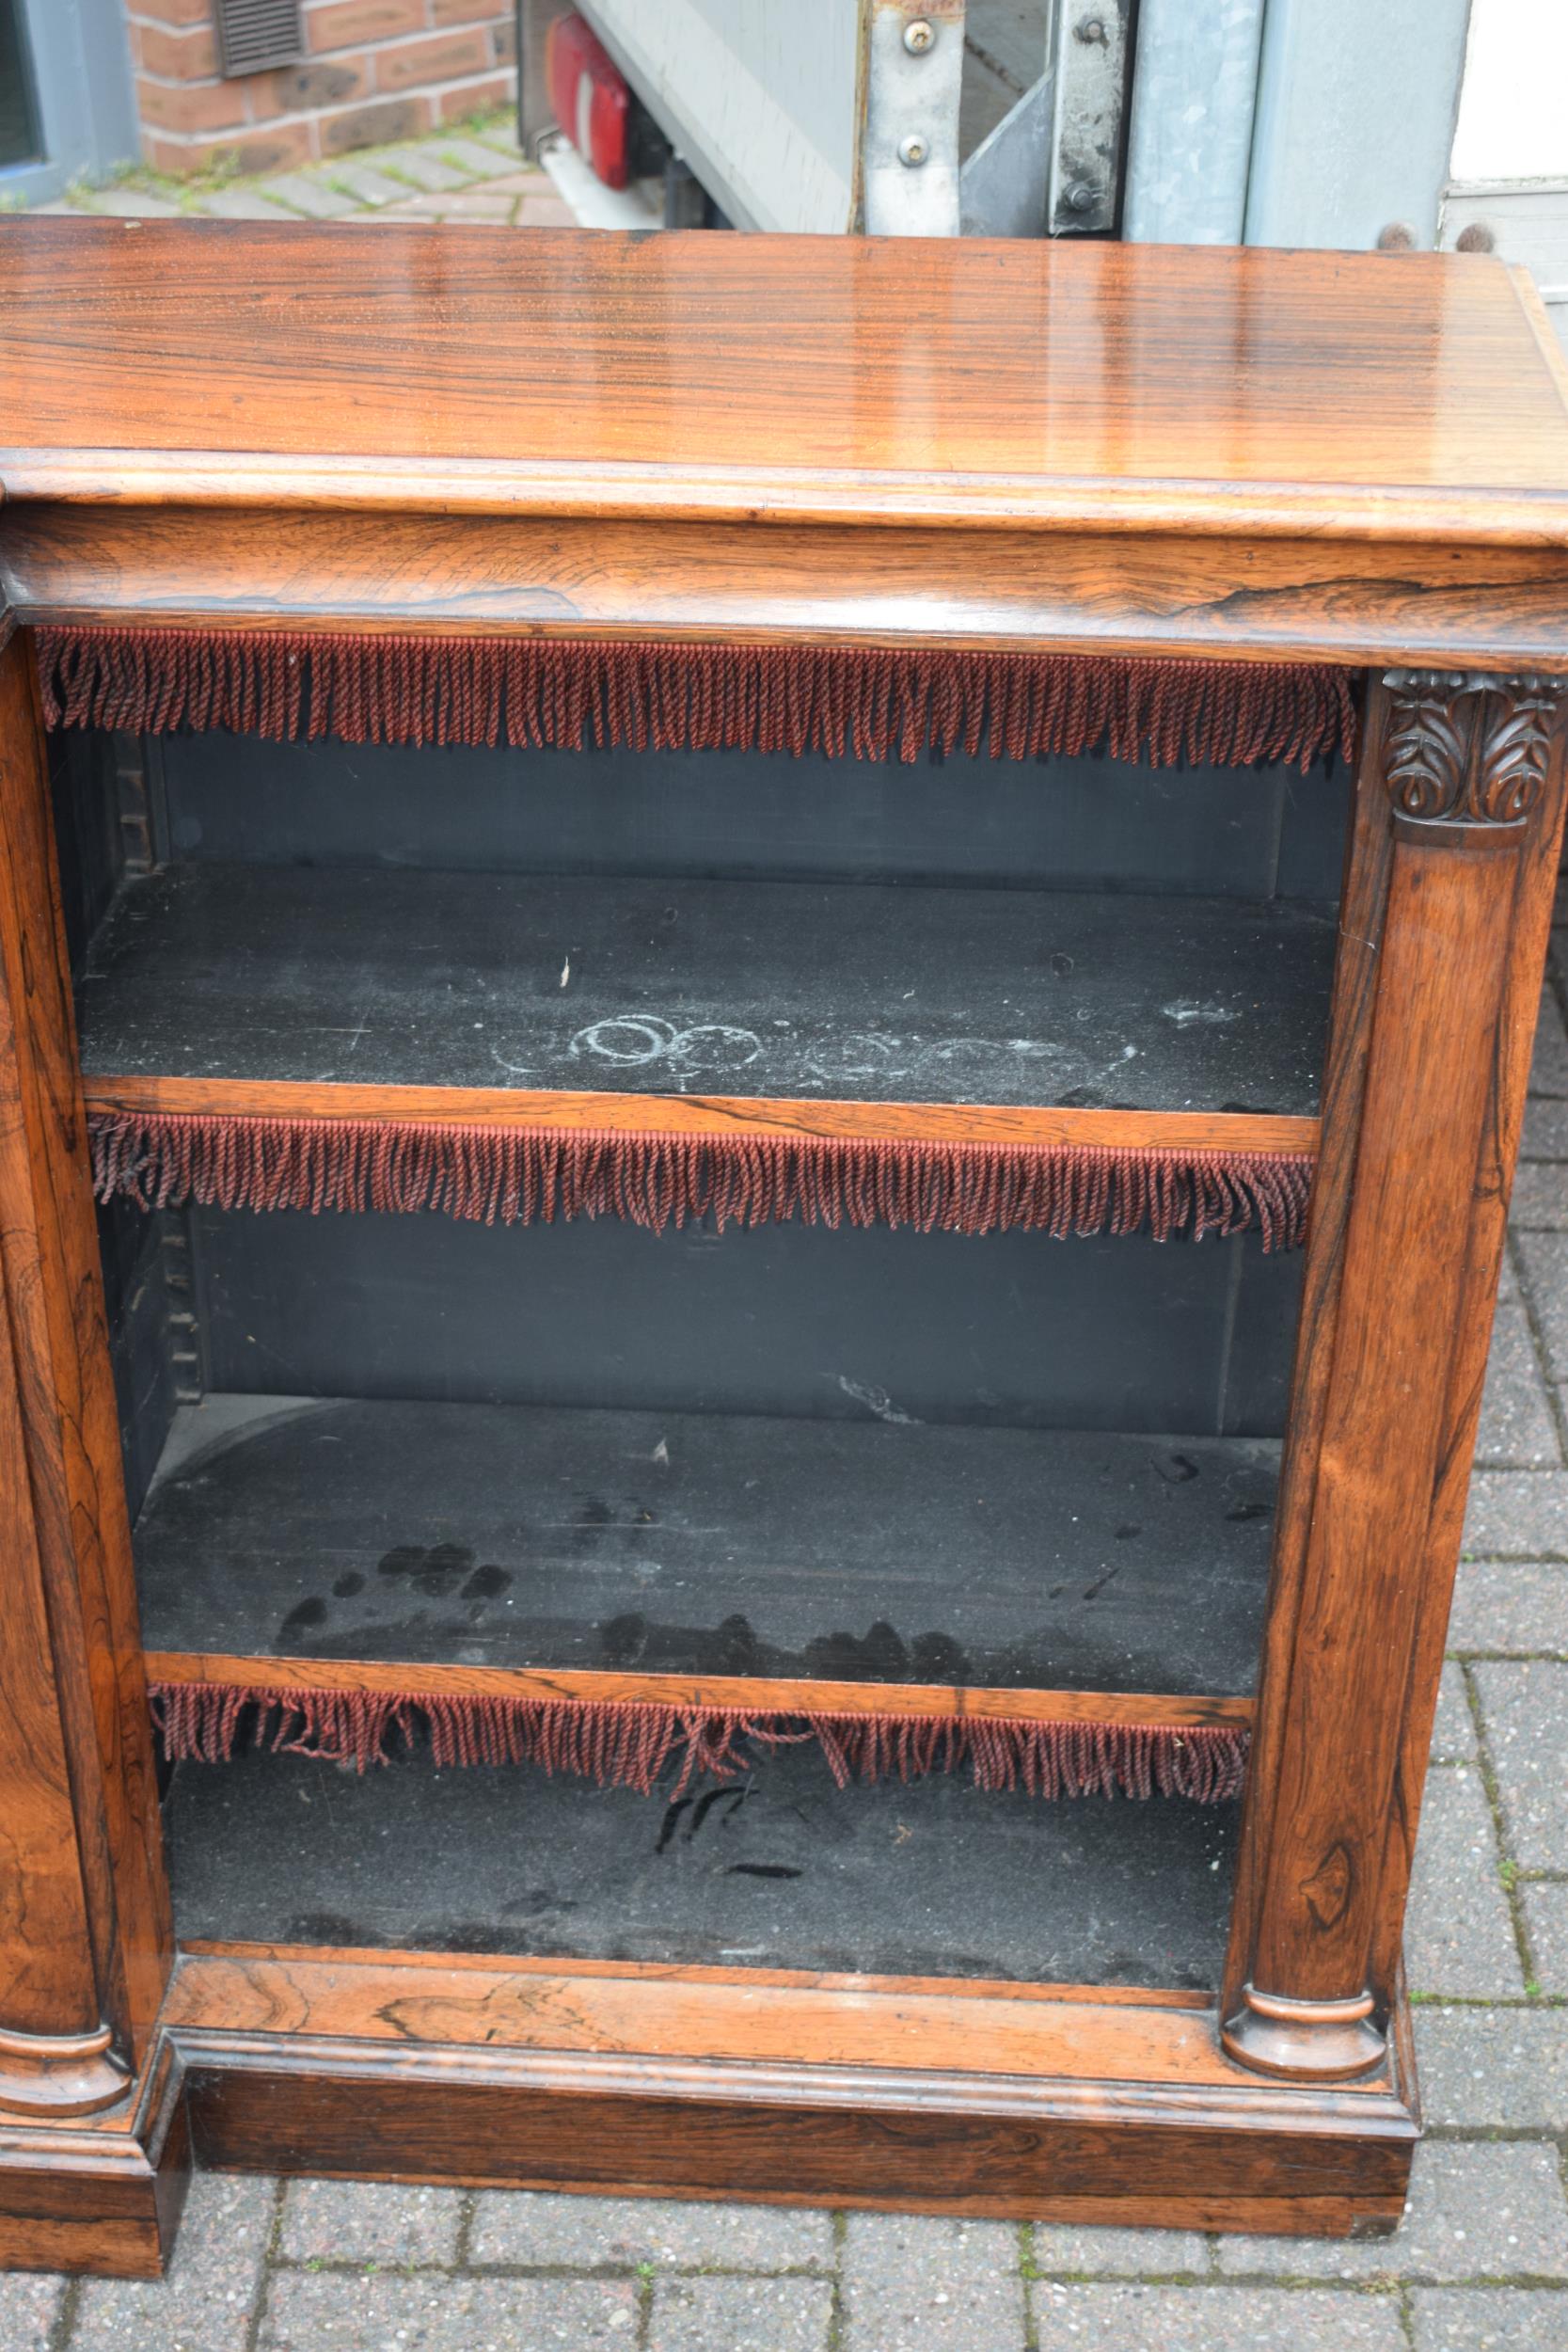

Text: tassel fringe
xmin=149 ymin=1680 xmax=1248 ymax=1802
xmin=90 ymin=1109 xmax=1313 ymax=1249
xmin=37 ymin=628 xmax=1356 ymax=771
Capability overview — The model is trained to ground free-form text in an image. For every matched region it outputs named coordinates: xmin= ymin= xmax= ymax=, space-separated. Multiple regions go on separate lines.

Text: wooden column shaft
xmin=1223 ymin=669 xmax=1568 ymax=2079
xmin=0 ymin=631 xmax=170 ymax=2114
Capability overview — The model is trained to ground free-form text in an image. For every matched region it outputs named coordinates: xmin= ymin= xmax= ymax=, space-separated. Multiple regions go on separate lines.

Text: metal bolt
xmin=1075 ymin=14 xmax=1108 ymax=42
xmin=1065 ymin=182 xmax=1098 ymax=214
xmin=902 ymin=18 xmax=935 ymax=53
xmin=898 ymin=134 xmax=929 ymax=168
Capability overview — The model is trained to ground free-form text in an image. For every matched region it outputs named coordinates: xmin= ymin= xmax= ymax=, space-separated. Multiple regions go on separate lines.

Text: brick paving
xmin=3 ymin=687 xmax=1565 ymax=2342
xmin=28 ymin=113 xmax=575 ymax=230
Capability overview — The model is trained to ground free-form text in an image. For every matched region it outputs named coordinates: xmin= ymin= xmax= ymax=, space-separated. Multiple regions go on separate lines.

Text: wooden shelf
xmin=164 ymin=1740 xmax=1242 ymax=1984
xmin=133 ymin=1394 xmax=1275 ymax=1709
xmin=77 ymin=865 xmax=1336 ymax=1135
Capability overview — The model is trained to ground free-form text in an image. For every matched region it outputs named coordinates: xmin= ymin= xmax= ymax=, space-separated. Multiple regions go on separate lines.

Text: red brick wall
xmin=127 ymin=2 xmax=516 ymax=176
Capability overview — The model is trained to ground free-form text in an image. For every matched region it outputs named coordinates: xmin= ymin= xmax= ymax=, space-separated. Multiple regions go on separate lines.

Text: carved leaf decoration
xmin=1479 ymin=687 xmax=1556 ymax=827
xmin=1386 ymin=680 xmax=1470 ymax=824
xmin=1384 ymin=671 xmax=1565 ymax=834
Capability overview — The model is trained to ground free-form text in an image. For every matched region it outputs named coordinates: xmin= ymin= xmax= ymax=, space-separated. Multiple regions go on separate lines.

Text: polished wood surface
xmin=159 ymin=1947 xmax=1329 ymax=2088
xmin=156 ymin=1947 xmax=1414 ymax=2235
xmin=144 ymin=1653 xmax=1256 ymax=1731
xmin=1 ymin=228 xmax=1566 ymax=544
xmin=0 ymin=638 xmax=169 ymax=2111
xmin=1369 ymin=677 xmax=1568 ymax=2000
xmin=1224 ymin=672 xmax=1568 ymax=2076
xmin=85 ymin=1074 xmax=1320 ymax=1161
xmin=0 ymin=2065 xmax=188 ymax=2280
xmin=9 ymin=508 xmax=1568 ymax=671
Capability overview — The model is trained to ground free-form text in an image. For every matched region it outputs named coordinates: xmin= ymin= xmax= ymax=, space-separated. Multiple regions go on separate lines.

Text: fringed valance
xmin=89 ymin=1109 xmax=1314 ymax=1249
xmin=38 ymin=628 xmax=1356 ymax=770
xmin=150 ymin=1679 xmax=1248 ymax=1803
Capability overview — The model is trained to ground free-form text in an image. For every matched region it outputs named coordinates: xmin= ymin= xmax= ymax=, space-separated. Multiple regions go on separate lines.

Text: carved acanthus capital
xmin=1382 ymin=671 xmax=1568 ymax=844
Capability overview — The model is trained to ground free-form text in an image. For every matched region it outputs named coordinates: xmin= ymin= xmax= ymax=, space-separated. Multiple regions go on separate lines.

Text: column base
xmin=0 ymin=2022 xmax=132 ymax=2117
xmin=1221 ymin=1986 xmax=1388 ymax=2081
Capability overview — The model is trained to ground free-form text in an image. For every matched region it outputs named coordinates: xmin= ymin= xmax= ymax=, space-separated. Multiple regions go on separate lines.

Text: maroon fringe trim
xmin=149 ymin=1682 xmax=1248 ymax=1803
xmin=90 ymin=1110 xmax=1313 ymax=1249
xmin=36 ymin=628 xmax=1356 ymax=771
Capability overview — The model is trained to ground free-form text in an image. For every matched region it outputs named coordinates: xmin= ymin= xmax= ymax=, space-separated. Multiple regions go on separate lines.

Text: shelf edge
xmin=86 ymin=1076 xmax=1321 ymax=1158
xmin=143 ymin=1653 xmax=1256 ymax=1728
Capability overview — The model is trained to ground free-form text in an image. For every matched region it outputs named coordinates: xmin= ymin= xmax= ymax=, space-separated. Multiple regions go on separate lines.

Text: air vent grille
xmin=214 ymin=0 xmax=305 ymax=78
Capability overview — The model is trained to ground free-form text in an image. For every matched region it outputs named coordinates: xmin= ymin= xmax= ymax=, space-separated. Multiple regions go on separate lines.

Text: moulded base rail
xmin=0 ymin=1947 xmax=1419 ymax=2278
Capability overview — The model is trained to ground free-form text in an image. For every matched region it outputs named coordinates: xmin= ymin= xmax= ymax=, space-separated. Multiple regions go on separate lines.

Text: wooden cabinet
xmin=2 ymin=221 xmax=1567 ymax=2273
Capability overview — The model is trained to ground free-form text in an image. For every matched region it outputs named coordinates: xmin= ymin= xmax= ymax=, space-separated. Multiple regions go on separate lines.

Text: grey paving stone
xmin=1031 ymin=2221 xmax=1208 ymax=2277
xmin=0 ymin=2270 xmax=66 ymax=2351
xmin=841 ymin=2213 xmax=1026 ymax=2352
xmin=257 ymin=174 xmax=356 ymax=218
xmin=648 ymin=2275 xmax=834 ymax=2351
xmin=1465 ymin=1472 xmax=1568 ymax=1559
xmin=327 ymin=165 xmax=410 ymax=207
xmin=436 ymin=136 xmax=526 ymax=177
xmin=1404 ymin=1766 xmax=1525 ymax=1997
xmin=1523 ymin=1096 xmax=1568 ymax=1157
xmin=1415 ymin=2004 xmax=1568 ymax=2125
xmin=1516 ymin=1232 xmax=1568 ymax=1387
xmin=196 ymin=189 xmax=301 ymax=220
xmin=377 ymin=147 xmax=476 ymax=193
xmin=1512 ymin=1161 xmax=1568 ymax=1228
xmin=403 ymin=190 xmax=517 ymax=219
xmin=1449 ymin=1559 xmax=1568 ymax=1652
xmin=1521 ymin=1880 xmax=1568 ymax=1993
xmin=278 ymin=2175 xmax=463 ymax=2265
xmin=1474 ymin=1659 xmax=1568 ymax=1869
xmin=1477 ymin=1297 xmax=1561 ymax=1467
xmin=1432 ymin=1660 xmax=1479 ymax=1762
xmin=89 ymin=186 xmax=183 ymax=216
xmin=464 ymin=122 xmax=524 ymax=155
xmin=1215 ymin=2140 xmax=1568 ymax=2280
xmin=1412 ymin=2287 xmax=1568 ymax=2348
xmin=1531 ymin=988 xmax=1568 ymax=1097
xmin=470 ymin=2190 xmax=833 ymax=2271
xmin=258 ymin=2270 xmax=640 ymax=2348
xmin=1030 ymin=2281 xmax=1407 ymax=2349
xmin=71 ymin=2169 xmax=275 ymax=2352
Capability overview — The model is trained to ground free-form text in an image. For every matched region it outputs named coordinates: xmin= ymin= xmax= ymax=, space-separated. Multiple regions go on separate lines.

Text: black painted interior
xmin=48 ymin=713 xmax=1354 ymax=1975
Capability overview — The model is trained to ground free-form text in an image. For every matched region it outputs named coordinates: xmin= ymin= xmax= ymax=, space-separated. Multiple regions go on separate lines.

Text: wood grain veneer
xmin=1 ymin=230 xmax=1565 ymax=544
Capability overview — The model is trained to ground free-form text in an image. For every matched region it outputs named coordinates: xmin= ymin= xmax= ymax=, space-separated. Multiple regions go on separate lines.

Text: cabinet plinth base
xmin=0 ymin=2043 xmax=189 ymax=2277
xmin=1221 ymin=1987 xmax=1388 ymax=2081
xmin=0 ymin=1943 xmax=1416 ymax=2274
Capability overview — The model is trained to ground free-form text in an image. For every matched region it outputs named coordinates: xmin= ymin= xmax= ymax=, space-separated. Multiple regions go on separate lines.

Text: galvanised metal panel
xmin=1123 ymin=0 xmax=1264 ymax=246
xmin=1243 ymin=0 xmax=1470 ymax=252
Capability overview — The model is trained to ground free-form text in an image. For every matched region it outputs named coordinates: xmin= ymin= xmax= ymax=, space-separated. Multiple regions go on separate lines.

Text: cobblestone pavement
xmin=25 ymin=113 xmax=574 ymax=230
xmin=4 ymin=904 xmax=1567 ymax=2342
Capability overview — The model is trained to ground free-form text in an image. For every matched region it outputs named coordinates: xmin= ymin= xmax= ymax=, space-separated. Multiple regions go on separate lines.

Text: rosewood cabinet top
xmin=2 ymin=220 xmax=1567 ymax=546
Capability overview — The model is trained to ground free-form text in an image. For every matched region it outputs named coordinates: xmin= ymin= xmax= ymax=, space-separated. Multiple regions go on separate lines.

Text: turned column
xmin=0 ymin=628 xmax=170 ymax=2112
xmin=1224 ymin=668 xmax=1568 ymax=2079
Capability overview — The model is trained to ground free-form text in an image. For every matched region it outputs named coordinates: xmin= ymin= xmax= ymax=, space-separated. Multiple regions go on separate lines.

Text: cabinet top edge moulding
xmin=0 ymin=223 xmax=1564 ymax=542
xmin=6 ymin=224 xmax=1568 ymax=671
